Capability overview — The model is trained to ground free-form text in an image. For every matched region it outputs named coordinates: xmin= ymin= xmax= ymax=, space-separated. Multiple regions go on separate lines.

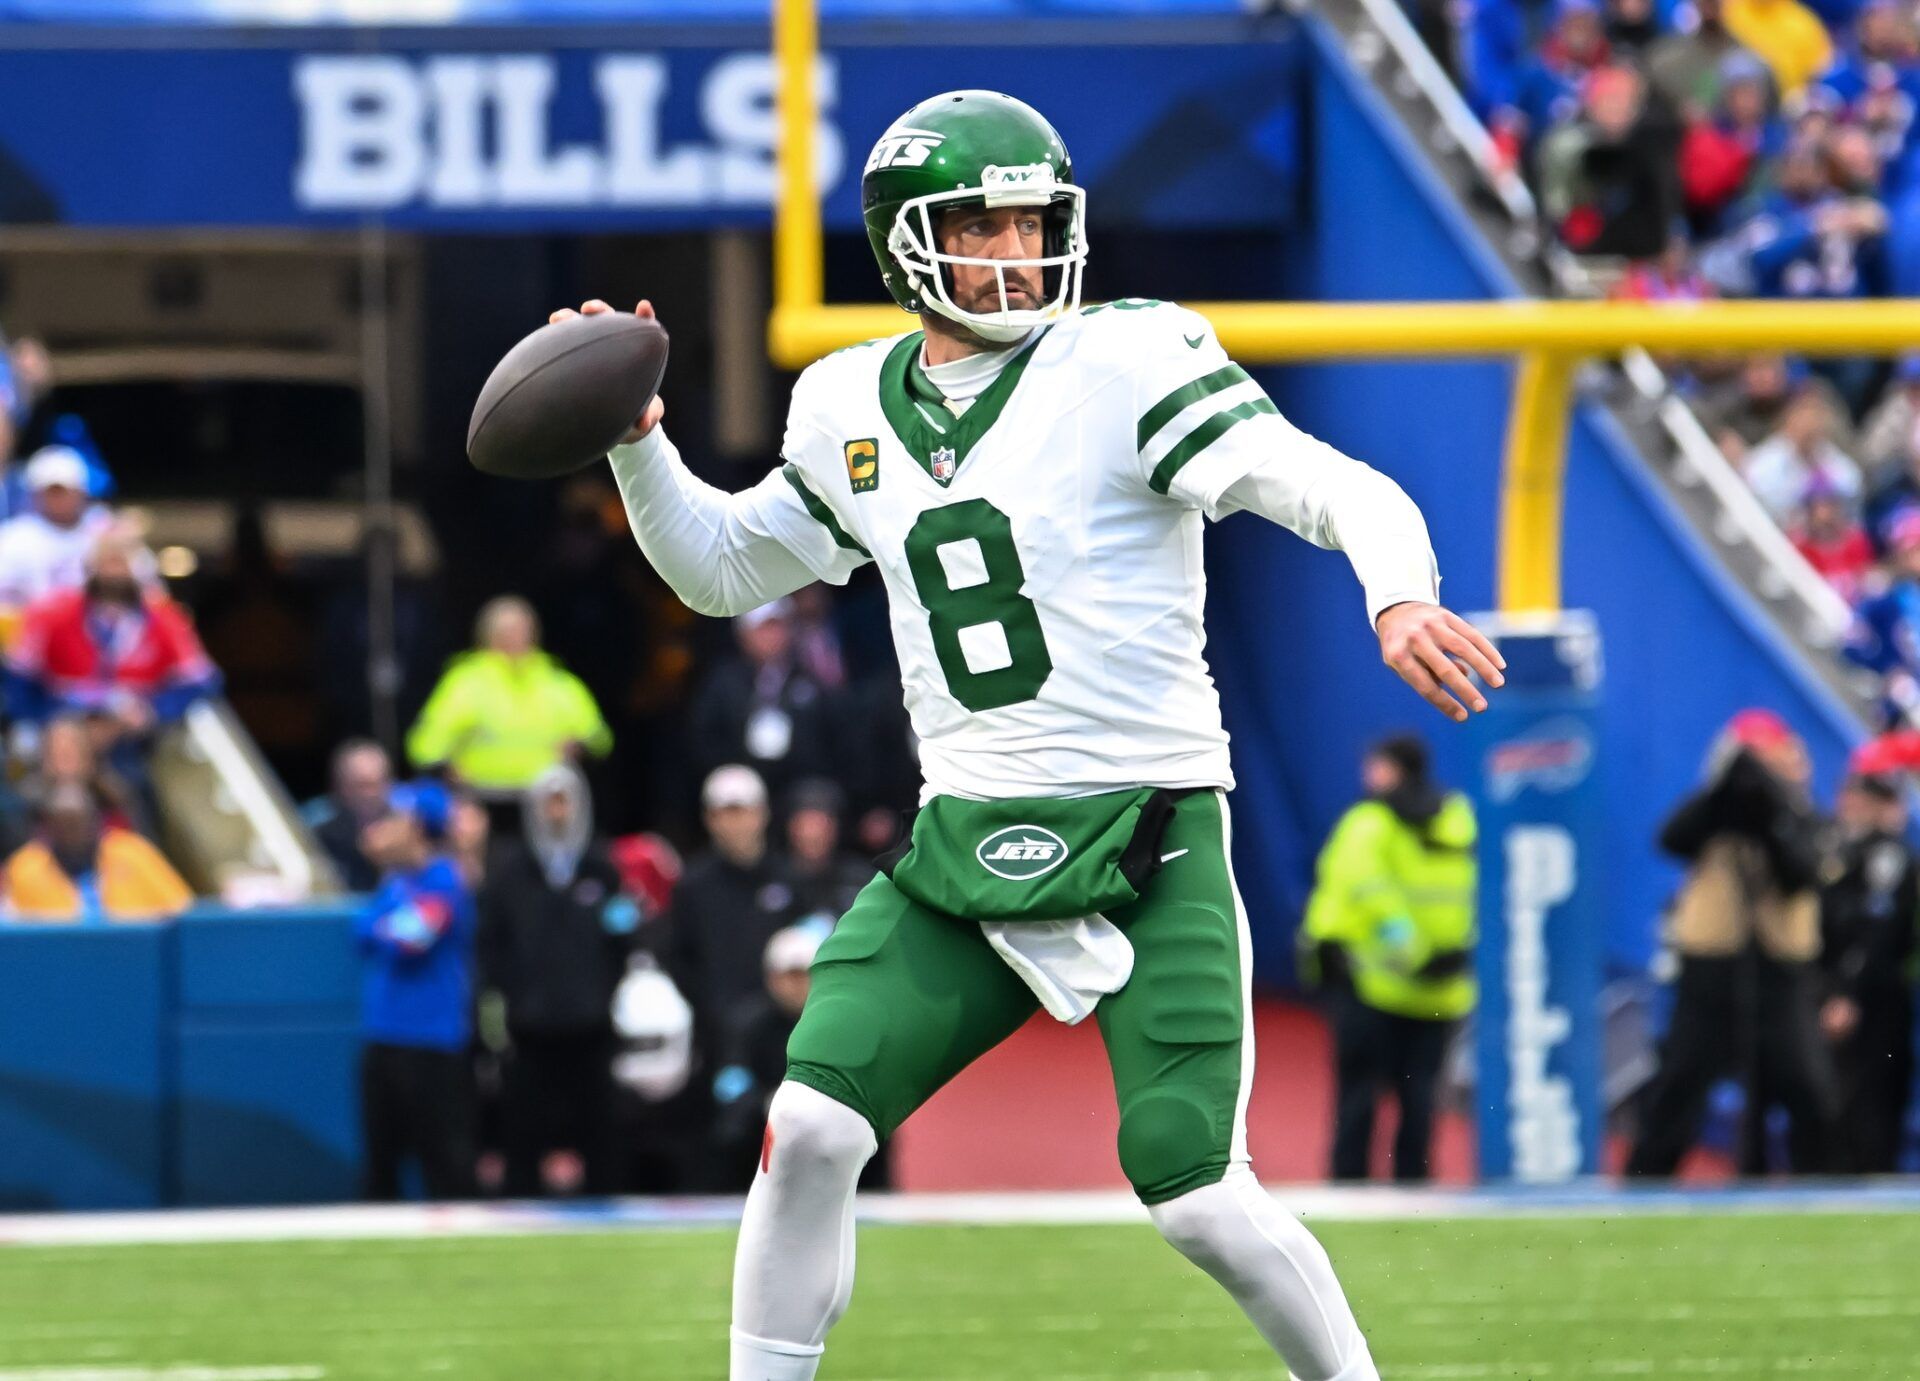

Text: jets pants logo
xmin=976 ymin=825 xmax=1070 ymax=880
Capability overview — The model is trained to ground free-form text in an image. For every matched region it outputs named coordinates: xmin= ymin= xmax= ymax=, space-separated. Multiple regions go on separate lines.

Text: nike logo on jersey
xmin=1183 ymin=333 xmax=1205 ymax=350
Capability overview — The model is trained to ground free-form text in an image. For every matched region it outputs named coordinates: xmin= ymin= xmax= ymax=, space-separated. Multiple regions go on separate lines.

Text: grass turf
xmin=0 ymin=1212 xmax=1915 ymax=1379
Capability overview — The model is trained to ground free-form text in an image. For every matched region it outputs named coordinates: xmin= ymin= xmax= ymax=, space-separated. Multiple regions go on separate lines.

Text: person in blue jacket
xmin=355 ymin=779 xmax=479 ymax=1201
xmin=1844 ymin=506 xmax=1920 ymax=726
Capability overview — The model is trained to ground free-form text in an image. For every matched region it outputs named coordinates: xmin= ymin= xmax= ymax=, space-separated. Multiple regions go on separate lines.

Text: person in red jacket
xmin=4 ymin=531 xmax=221 ymax=804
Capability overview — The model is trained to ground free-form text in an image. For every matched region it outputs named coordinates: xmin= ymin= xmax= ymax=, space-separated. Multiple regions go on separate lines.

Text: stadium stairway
xmin=153 ymin=699 xmax=340 ymax=904
xmin=1204 ymin=5 xmax=1871 ymax=985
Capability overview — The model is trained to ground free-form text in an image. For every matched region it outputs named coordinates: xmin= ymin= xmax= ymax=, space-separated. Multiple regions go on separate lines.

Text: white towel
xmin=980 ymin=915 xmax=1135 ymax=1025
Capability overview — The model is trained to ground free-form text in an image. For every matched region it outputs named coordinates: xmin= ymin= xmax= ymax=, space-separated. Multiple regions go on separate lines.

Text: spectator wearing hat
xmin=1627 ymin=711 xmax=1839 ymax=1176
xmin=662 ymin=765 xmax=800 ymax=1156
xmin=0 ymin=447 xmax=113 ymax=615
xmin=1742 ymin=382 xmax=1864 ymax=524
xmin=406 ymin=594 xmax=613 ymax=814
xmin=690 ymin=598 xmax=838 ymax=806
xmin=781 ymin=778 xmax=873 ymax=923
xmin=355 ymin=780 xmax=480 ymax=1201
xmin=1677 ymin=54 xmax=1784 ymax=232
xmin=711 ymin=923 xmax=826 ymax=1187
xmin=1845 ymin=508 xmax=1920 ymax=724
xmin=1789 ymin=476 xmax=1876 ymax=601
xmin=1817 ymin=760 xmax=1917 ymax=1173
xmin=478 ymin=762 xmax=639 ymax=1198
xmin=0 ymin=780 xmax=191 ymax=924
xmin=1649 ymin=0 xmax=1767 ymax=118
xmin=1724 ymin=0 xmax=1834 ymax=96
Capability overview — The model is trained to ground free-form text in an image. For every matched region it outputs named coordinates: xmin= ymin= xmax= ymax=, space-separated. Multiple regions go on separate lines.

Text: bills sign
xmin=1467 ymin=613 xmax=1605 ymax=1182
xmin=0 ymin=30 xmax=1300 ymax=230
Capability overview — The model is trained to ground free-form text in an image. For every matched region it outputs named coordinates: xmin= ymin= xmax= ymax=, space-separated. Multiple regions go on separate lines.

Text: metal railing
xmin=1338 ymin=0 xmax=1859 ymax=653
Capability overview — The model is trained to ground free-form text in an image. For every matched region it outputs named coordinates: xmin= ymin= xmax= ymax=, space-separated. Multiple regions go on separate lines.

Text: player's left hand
xmin=1375 ymin=602 xmax=1505 ymax=723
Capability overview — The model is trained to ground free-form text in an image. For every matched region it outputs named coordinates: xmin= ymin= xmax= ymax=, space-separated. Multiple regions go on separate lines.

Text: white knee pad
xmin=764 ymin=1081 xmax=878 ymax=1175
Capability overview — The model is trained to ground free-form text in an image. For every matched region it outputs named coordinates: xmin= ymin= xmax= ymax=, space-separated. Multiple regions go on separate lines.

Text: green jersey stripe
xmin=783 ymin=464 xmax=871 ymax=557
xmin=1148 ymin=397 xmax=1280 ymax=495
xmin=1136 ymin=363 xmax=1253 ymax=452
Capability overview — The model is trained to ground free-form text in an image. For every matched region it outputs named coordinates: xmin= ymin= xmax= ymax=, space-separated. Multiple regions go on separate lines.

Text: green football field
xmin=1 ymin=1211 xmax=1915 ymax=1379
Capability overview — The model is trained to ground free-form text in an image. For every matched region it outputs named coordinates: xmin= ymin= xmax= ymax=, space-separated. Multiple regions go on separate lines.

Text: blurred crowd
xmin=1429 ymin=0 xmax=1920 ymax=723
xmin=304 ymin=584 xmax=894 ymax=1196
xmin=0 ymin=325 xmax=220 ymax=923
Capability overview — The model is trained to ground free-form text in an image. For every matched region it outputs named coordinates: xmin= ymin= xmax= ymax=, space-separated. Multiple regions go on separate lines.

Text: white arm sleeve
xmin=1128 ymin=307 xmax=1438 ymax=627
xmin=1215 ymin=441 xmax=1441 ymax=628
xmin=607 ymin=426 xmax=870 ymax=619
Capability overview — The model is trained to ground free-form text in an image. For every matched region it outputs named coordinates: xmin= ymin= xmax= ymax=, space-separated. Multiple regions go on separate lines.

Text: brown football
xmin=466 ymin=311 xmax=669 ymax=479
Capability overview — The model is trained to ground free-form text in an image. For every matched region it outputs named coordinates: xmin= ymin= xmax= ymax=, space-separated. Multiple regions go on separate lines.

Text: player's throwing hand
xmin=1376 ymin=601 xmax=1506 ymax=722
xmin=546 ymin=298 xmax=667 ymax=444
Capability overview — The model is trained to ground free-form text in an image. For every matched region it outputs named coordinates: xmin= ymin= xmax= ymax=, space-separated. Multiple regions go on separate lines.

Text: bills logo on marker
xmin=1486 ymin=718 xmax=1594 ymax=803
xmin=976 ymin=825 xmax=1070 ymax=880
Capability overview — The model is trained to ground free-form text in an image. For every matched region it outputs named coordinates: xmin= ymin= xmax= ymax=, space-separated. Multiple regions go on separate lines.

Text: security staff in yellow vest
xmin=1302 ymin=735 xmax=1476 ymax=1182
xmin=407 ymin=596 xmax=613 ymax=809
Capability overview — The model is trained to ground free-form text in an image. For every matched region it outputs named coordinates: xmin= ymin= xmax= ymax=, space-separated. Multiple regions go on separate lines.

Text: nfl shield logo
xmin=930 ymin=447 xmax=957 ymax=481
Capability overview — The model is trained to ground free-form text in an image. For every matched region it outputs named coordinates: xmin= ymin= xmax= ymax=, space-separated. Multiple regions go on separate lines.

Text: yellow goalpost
xmin=768 ymin=0 xmax=1920 ymax=615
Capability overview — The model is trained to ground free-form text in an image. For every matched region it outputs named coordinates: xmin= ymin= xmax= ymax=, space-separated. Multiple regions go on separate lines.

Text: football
xmin=466 ymin=310 xmax=670 ymax=479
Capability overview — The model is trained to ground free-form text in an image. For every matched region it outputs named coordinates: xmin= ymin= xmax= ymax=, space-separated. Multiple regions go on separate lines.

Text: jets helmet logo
xmin=866 ymin=128 xmax=945 ymax=172
xmin=976 ymin=825 xmax=1070 ymax=881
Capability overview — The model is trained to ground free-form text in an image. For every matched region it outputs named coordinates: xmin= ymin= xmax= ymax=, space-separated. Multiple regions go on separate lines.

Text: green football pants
xmin=786 ymin=789 xmax=1251 ymax=1205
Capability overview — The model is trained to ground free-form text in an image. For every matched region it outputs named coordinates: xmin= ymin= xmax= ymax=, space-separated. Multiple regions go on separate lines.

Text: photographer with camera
xmin=1627 ymin=709 xmax=1840 ymax=1177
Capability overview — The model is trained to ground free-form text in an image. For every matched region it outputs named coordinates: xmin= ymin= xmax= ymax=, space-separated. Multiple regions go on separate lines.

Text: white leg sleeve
xmin=729 ymin=1081 xmax=877 ymax=1381
xmin=1149 ymin=1165 xmax=1379 ymax=1381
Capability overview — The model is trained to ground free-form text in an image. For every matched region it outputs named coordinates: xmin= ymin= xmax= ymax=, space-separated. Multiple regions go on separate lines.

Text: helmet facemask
xmin=887 ymin=170 xmax=1088 ymax=344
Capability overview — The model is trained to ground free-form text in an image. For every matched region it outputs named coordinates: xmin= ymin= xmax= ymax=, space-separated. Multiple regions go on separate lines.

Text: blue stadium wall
xmin=1211 ymin=23 xmax=1864 ymax=982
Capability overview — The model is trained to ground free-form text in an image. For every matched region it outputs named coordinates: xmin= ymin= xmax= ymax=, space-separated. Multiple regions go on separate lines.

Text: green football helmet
xmin=861 ymin=90 xmax=1088 ymax=344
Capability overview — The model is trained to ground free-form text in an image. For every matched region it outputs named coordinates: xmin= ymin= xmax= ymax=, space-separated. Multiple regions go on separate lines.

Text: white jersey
xmin=610 ymin=299 xmax=1439 ymax=802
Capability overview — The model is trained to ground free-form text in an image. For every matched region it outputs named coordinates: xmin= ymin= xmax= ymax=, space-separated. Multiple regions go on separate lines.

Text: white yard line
xmin=0 ymin=1370 xmax=323 ymax=1381
xmin=3 ymin=1181 xmax=1919 ymax=1248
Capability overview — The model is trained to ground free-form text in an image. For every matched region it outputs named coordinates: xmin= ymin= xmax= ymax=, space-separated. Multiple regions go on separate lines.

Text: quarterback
xmin=562 ymin=91 xmax=1504 ymax=1381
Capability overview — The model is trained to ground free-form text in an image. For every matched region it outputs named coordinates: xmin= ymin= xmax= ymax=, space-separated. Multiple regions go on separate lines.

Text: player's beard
xmin=958 ymin=269 xmax=1042 ymax=316
xmin=927 ymin=268 xmax=1045 ymax=351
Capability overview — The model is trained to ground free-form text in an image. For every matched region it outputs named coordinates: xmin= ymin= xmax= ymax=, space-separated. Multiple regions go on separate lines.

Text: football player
xmin=559 ymin=90 xmax=1505 ymax=1381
